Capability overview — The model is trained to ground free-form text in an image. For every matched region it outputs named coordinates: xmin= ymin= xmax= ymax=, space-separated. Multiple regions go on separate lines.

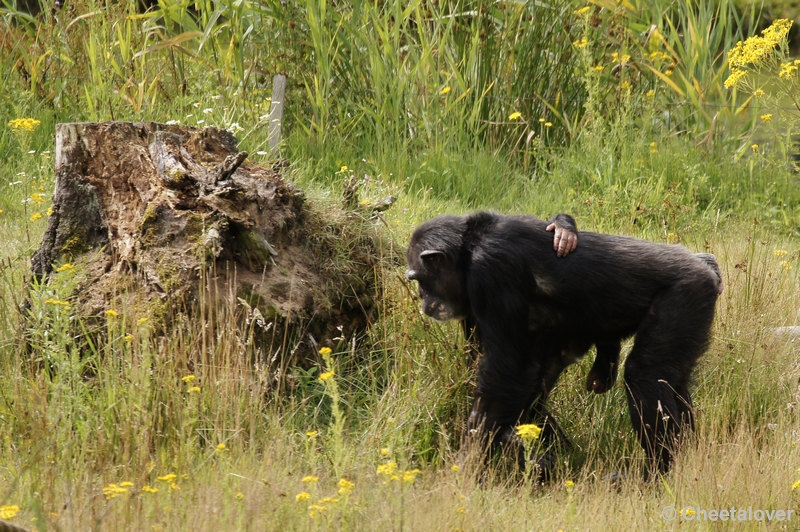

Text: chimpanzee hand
xmin=546 ymin=217 xmax=578 ymax=258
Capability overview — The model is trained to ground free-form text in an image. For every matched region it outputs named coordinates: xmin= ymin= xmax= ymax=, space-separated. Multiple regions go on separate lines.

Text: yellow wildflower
xmin=138 ymin=317 xmax=149 ymax=325
xmin=338 ymin=478 xmax=355 ymax=495
xmin=306 ymin=430 xmax=319 ymax=438
xmin=515 ymin=424 xmax=542 ymax=441
xmin=451 ymin=465 xmax=460 ymax=472
xmin=216 ymin=443 xmax=228 ymax=452
xmin=751 ymin=144 xmax=759 ymax=153
xmin=728 ymin=19 xmax=793 ymax=68
xmin=685 ymin=507 xmax=697 ymax=517
xmin=380 ymin=448 xmax=390 ymax=456
xmin=574 ymin=6 xmax=590 ymax=15
xmin=142 ymin=485 xmax=159 ymax=493
xmin=761 ymin=114 xmax=773 ymax=122
xmin=723 ymin=68 xmax=747 ymax=89
xmin=646 ymin=90 xmax=655 ymax=97
xmin=182 ymin=375 xmax=196 ymax=383
xmin=544 ymin=122 xmax=553 ymax=128
xmin=594 ymin=65 xmax=604 ymax=72
xmin=47 ymin=206 xmax=53 ymax=216
xmin=119 ymin=481 xmax=134 ymax=487
xmin=124 ymin=334 xmax=133 ymax=342
xmin=538 ymin=118 xmax=546 ymax=123
xmin=44 ymin=298 xmax=70 ymax=307
xmin=377 ymin=461 xmax=398 ymax=477
xmin=339 ymin=166 xmax=348 ymax=173
xmin=792 ymin=479 xmax=800 ymax=490
xmin=664 ymin=69 xmax=673 ymax=76
xmin=103 ymin=483 xmax=130 ymax=499
xmin=572 ymin=37 xmax=588 ymax=49
xmin=620 ymin=81 xmax=632 ymax=90
xmin=781 ymin=261 xmax=792 ymax=271
xmin=402 ymin=469 xmax=421 ymax=483
xmin=235 ymin=492 xmax=245 ymax=500
xmin=105 ymin=309 xmax=118 ymax=317
xmin=456 ymin=506 xmax=466 ymax=514
xmin=156 ymin=473 xmax=177 ymax=483
xmin=302 ymin=475 xmax=319 ymax=484
xmin=779 ymin=61 xmax=798 ymax=79
xmin=296 ymin=491 xmax=311 ymax=502
xmin=440 ymin=86 xmax=452 ymax=95
xmin=308 ymin=504 xmax=327 ymax=518
xmin=170 ymin=483 xmax=180 ymax=491
xmin=56 ymin=263 xmax=74 ymax=272
xmin=319 ymin=347 xmax=332 ymax=356
xmin=0 ymin=505 xmax=20 ymax=519
xmin=753 ymin=89 xmax=765 ymax=97
xmin=319 ymin=497 xmax=339 ymax=504
xmin=188 ymin=386 xmax=201 ymax=393
xmin=508 ymin=111 xmax=522 ymax=120
xmin=30 ymin=192 xmax=45 ymax=204
xmin=30 ymin=212 xmax=42 ymax=221
xmin=8 ymin=118 xmax=41 ymax=132
xmin=775 ymin=249 xmax=788 ymax=256
xmin=319 ymin=371 xmax=335 ymax=381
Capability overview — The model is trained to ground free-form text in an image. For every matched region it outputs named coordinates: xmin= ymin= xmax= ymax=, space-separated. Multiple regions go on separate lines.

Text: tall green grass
xmin=2 ymin=0 xmax=800 ymax=530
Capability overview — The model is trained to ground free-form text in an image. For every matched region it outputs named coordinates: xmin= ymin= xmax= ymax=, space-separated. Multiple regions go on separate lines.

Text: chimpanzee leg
xmin=586 ymin=341 xmax=621 ymax=394
xmin=624 ymin=282 xmax=716 ymax=475
xmin=466 ymin=336 xmax=567 ymax=468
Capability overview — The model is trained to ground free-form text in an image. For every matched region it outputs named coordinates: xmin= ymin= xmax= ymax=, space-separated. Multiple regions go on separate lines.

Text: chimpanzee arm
xmin=545 ymin=213 xmax=578 ymax=258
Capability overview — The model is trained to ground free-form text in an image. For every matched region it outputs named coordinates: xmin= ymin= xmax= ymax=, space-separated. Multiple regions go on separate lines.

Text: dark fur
xmin=406 ymin=211 xmax=721 ymax=474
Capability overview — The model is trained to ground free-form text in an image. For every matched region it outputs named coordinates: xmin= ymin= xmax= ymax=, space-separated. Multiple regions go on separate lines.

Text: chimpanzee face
xmin=406 ymin=248 xmax=469 ymax=322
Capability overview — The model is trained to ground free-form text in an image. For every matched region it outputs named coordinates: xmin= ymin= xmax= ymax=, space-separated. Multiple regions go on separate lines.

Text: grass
xmin=2 ymin=0 xmax=800 ymax=530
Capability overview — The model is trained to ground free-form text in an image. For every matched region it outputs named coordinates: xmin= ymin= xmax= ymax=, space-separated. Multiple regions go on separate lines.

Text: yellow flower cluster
xmin=8 ymin=118 xmax=41 ymax=132
xmin=515 ymin=423 xmax=542 ymax=441
xmin=44 ymin=298 xmax=70 ymax=307
xmin=725 ymin=19 xmax=793 ymax=89
xmin=611 ymin=53 xmax=631 ymax=64
xmin=724 ymin=68 xmax=747 ymax=88
xmin=319 ymin=371 xmax=335 ymax=381
xmin=779 ymin=61 xmax=798 ymax=79
xmin=338 ymin=478 xmax=355 ymax=495
xmin=56 ymin=263 xmax=74 ymax=272
xmin=573 ymin=6 xmax=590 ymax=15
xmin=775 ymin=249 xmax=788 ymax=257
xmin=728 ymin=19 xmax=793 ymax=68
xmin=648 ymin=51 xmax=670 ymax=62
xmin=376 ymin=461 xmax=421 ymax=484
xmin=0 ymin=505 xmax=20 ymax=519
xmin=572 ymin=37 xmax=588 ymax=49
xmin=761 ymin=114 xmax=773 ymax=122
xmin=103 ymin=481 xmax=133 ymax=500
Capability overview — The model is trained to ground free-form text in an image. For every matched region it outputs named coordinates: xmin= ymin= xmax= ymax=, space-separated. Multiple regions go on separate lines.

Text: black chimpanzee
xmin=405 ymin=211 xmax=722 ymax=475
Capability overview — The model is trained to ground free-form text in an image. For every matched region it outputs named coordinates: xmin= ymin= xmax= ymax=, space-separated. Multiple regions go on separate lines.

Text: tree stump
xmin=31 ymin=122 xmax=380 ymax=358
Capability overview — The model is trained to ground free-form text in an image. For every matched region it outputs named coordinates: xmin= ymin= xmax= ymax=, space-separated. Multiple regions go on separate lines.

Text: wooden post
xmin=268 ymin=74 xmax=286 ymax=154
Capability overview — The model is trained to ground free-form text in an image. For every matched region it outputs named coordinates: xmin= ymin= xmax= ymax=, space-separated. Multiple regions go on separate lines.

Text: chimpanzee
xmin=405 ymin=211 xmax=722 ymax=475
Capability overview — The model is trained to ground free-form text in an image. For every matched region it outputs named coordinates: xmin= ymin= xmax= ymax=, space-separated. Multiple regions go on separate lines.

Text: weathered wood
xmin=268 ymin=74 xmax=286 ymax=153
xmin=31 ymin=122 xmax=379 ymax=358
